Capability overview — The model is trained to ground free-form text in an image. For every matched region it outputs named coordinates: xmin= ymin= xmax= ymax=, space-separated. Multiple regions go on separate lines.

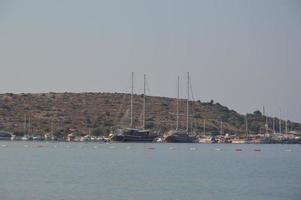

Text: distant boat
xmin=155 ymin=137 xmax=164 ymax=143
xmin=33 ymin=135 xmax=44 ymax=141
xmin=231 ymin=139 xmax=247 ymax=144
xmin=110 ymin=73 xmax=156 ymax=142
xmin=198 ymin=136 xmax=213 ymax=144
xmin=21 ymin=135 xmax=29 ymax=141
xmin=164 ymin=130 xmax=195 ymax=143
xmin=0 ymin=131 xmax=12 ymax=140
xmin=21 ymin=114 xmax=32 ymax=141
xmin=164 ymin=73 xmax=196 ymax=143
xmin=21 ymin=135 xmax=32 ymax=141
xmin=67 ymin=133 xmax=76 ymax=142
xmin=10 ymin=134 xmax=16 ymax=141
xmin=111 ymin=128 xmax=156 ymax=142
xmin=80 ymin=135 xmax=90 ymax=142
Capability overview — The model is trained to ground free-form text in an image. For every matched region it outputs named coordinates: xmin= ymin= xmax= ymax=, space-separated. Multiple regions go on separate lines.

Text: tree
xmin=253 ymin=110 xmax=262 ymax=116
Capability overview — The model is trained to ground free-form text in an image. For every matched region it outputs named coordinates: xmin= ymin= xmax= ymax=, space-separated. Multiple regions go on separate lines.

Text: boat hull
xmin=110 ymin=134 xmax=156 ymax=142
xmin=164 ymin=135 xmax=195 ymax=143
xmin=0 ymin=137 xmax=11 ymax=140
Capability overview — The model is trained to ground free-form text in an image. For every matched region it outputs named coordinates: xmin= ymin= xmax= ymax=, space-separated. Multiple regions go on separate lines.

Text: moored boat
xmin=198 ymin=136 xmax=213 ymax=144
xmin=164 ymin=130 xmax=195 ymax=143
xmin=231 ymin=139 xmax=247 ymax=144
xmin=0 ymin=131 xmax=12 ymax=140
xmin=110 ymin=128 xmax=156 ymax=142
xmin=110 ymin=73 xmax=157 ymax=143
xmin=21 ymin=135 xmax=31 ymax=141
xmin=164 ymin=73 xmax=196 ymax=143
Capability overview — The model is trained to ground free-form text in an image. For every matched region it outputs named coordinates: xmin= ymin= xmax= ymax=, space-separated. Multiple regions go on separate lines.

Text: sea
xmin=0 ymin=141 xmax=300 ymax=200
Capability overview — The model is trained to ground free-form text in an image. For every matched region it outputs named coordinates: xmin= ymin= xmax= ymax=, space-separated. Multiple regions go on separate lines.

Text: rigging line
xmin=145 ymin=78 xmax=151 ymax=96
xmin=114 ymin=74 xmax=134 ymax=127
xmin=189 ymin=76 xmax=195 ymax=101
xmin=187 ymin=75 xmax=196 ymax=131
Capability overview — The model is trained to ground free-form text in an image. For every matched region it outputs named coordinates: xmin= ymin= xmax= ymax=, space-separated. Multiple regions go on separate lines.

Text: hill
xmin=0 ymin=92 xmax=300 ymax=136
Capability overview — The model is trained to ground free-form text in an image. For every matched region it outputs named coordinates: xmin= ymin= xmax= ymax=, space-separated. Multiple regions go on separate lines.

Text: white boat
xmin=198 ymin=137 xmax=212 ymax=144
xmin=21 ymin=115 xmax=31 ymax=141
xmin=21 ymin=135 xmax=29 ymax=141
xmin=80 ymin=135 xmax=91 ymax=142
xmin=231 ymin=139 xmax=246 ymax=144
xmin=10 ymin=134 xmax=16 ymax=141
xmin=33 ymin=135 xmax=44 ymax=141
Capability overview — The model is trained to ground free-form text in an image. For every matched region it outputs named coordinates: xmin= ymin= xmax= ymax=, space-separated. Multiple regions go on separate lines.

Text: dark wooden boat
xmin=110 ymin=128 xmax=156 ymax=142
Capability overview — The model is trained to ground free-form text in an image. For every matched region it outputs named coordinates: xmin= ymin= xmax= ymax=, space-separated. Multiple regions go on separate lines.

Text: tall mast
xmin=245 ymin=115 xmax=248 ymax=137
xmin=285 ymin=119 xmax=288 ymax=138
xmin=28 ymin=115 xmax=31 ymax=135
xmin=142 ymin=74 xmax=146 ymax=129
xmin=23 ymin=114 xmax=27 ymax=136
xmin=279 ymin=109 xmax=282 ymax=134
xmin=263 ymin=106 xmax=268 ymax=135
xmin=272 ymin=117 xmax=275 ymax=134
xmin=203 ymin=119 xmax=206 ymax=136
xmin=285 ymin=109 xmax=289 ymax=137
xmin=186 ymin=72 xmax=190 ymax=132
xmin=285 ymin=110 xmax=288 ymax=137
xmin=51 ymin=117 xmax=53 ymax=137
xmin=220 ymin=121 xmax=223 ymax=135
xmin=176 ymin=76 xmax=180 ymax=131
xmin=130 ymin=72 xmax=134 ymax=128
xmin=265 ymin=113 xmax=268 ymax=134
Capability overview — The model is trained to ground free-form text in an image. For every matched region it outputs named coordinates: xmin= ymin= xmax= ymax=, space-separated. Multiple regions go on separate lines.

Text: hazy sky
xmin=0 ymin=0 xmax=300 ymax=122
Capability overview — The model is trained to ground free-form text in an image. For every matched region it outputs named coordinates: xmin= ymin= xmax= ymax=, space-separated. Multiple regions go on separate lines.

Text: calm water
xmin=0 ymin=142 xmax=300 ymax=200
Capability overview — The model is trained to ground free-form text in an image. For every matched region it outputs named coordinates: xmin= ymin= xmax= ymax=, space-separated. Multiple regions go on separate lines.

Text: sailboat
xmin=164 ymin=73 xmax=197 ymax=143
xmin=110 ymin=73 xmax=156 ymax=142
xmin=21 ymin=115 xmax=30 ymax=141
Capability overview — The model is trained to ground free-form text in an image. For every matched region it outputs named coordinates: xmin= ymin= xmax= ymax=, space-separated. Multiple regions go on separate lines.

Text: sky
xmin=0 ymin=0 xmax=300 ymax=122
